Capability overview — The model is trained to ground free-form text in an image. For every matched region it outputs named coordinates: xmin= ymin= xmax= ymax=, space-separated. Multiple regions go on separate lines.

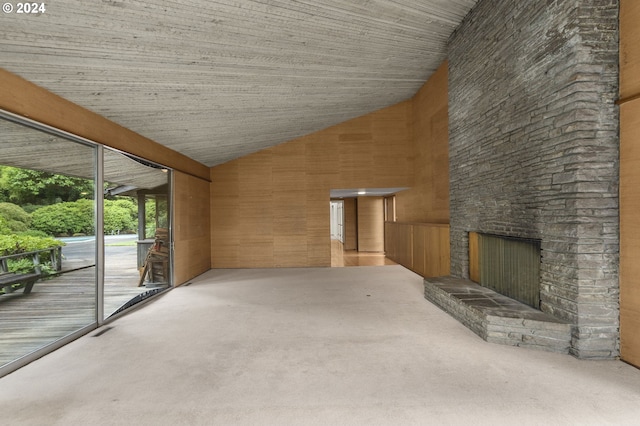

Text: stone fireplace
xmin=442 ymin=0 xmax=619 ymax=358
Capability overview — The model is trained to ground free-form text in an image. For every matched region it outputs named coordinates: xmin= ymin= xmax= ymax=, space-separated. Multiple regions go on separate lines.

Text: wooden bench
xmin=0 ymin=272 xmax=41 ymax=295
xmin=0 ymin=246 xmax=61 ymax=296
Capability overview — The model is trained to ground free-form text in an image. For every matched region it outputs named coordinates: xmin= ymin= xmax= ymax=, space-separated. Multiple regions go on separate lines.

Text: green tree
xmin=0 ymin=166 xmax=94 ymax=206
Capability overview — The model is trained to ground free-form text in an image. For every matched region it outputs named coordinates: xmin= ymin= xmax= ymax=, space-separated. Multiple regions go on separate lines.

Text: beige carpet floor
xmin=1 ymin=266 xmax=640 ymax=425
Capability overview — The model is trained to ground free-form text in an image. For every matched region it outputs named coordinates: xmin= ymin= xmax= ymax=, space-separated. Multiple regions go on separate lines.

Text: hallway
xmin=1 ymin=266 xmax=639 ymax=425
xmin=330 ymin=239 xmax=397 ymax=267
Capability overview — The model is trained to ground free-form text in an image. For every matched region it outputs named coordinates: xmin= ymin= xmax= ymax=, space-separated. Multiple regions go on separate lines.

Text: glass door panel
xmin=0 ymin=116 xmax=97 ymax=369
xmin=103 ymin=148 xmax=171 ymax=319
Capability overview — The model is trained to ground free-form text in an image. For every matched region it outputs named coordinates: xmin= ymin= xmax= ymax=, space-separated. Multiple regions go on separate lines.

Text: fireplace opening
xmin=477 ymin=233 xmax=542 ymax=309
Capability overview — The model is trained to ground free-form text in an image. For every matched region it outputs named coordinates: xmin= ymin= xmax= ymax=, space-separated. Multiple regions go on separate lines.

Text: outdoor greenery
xmin=30 ymin=199 xmax=95 ymax=236
xmin=0 ymin=168 xmax=143 ymax=238
xmin=0 ymin=166 xmax=94 ymax=206
xmin=105 ymin=199 xmax=138 ymax=235
xmin=0 ymin=202 xmax=31 ymax=233
xmin=0 ymin=234 xmax=63 ymax=256
xmin=0 ymin=233 xmax=64 ymax=277
xmin=0 ymin=165 xmax=164 ymax=262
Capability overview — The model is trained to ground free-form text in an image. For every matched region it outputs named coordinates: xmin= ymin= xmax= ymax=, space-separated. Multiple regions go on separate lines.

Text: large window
xmin=0 ymin=112 xmax=172 ymax=377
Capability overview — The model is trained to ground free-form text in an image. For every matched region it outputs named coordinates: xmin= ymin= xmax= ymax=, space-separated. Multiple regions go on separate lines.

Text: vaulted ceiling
xmin=0 ymin=0 xmax=477 ymax=167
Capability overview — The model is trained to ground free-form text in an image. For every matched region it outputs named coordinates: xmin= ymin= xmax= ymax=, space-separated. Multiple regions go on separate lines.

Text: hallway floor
xmin=331 ymin=239 xmax=397 ymax=267
xmin=1 ymin=266 xmax=639 ymax=425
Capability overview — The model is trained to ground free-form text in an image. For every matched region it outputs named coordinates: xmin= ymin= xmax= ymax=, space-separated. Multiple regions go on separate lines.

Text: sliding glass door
xmin=103 ymin=148 xmax=172 ymax=319
xmin=0 ymin=113 xmax=172 ymax=376
xmin=0 ymin=115 xmax=98 ymax=370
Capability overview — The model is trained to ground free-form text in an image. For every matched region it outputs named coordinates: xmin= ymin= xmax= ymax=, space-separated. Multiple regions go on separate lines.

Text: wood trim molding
xmin=0 ymin=68 xmax=210 ymax=182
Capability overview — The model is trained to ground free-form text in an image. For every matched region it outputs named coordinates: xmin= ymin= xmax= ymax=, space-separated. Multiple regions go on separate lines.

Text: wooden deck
xmin=0 ymin=267 xmax=163 ymax=367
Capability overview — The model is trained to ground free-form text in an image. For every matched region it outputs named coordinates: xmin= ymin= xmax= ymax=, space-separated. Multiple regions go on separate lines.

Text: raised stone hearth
xmin=424 ymin=276 xmax=571 ymax=353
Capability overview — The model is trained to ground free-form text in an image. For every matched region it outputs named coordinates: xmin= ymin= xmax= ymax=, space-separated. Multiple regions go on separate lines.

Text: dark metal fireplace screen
xmin=479 ymin=234 xmax=541 ymax=309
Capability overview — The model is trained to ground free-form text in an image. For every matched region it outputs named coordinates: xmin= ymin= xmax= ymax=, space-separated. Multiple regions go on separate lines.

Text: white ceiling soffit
xmin=0 ymin=1 xmax=477 ymax=167
xmin=330 ymin=187 xmax=409 ymax=198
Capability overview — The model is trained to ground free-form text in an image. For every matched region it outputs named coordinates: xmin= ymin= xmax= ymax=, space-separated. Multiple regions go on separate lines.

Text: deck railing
xmin=0 ymin=246 xmax=63 ymax=275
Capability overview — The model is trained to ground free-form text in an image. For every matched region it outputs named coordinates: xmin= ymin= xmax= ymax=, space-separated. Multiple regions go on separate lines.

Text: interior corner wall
xmin=343 ymin=198 xmax=357 ymax=251
xmin=394 ymin=61 xmax=450 ymax=224
xmin=173 ymin=171 xmax=211 ymax=285
xmin=619 ymin=0 xmax=640 ymax=369
xmin=448 ymin=0 xmax=619 ymax=359
xmin=210 ymin=101 xmax=413 ymax=268
xmin=357 ymin=197 xmax=384 ymax=252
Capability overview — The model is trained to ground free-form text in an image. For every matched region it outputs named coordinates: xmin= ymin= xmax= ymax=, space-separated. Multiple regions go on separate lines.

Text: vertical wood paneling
xmin=239 ymin=150 xmax=274 ymax=267
xmin=400 ymin=224 xmax=413 ymax=268
xmin=395 ymin=62 xmax=449 ymax=224
xmin=305 ymin=133 xmax=336 ymax=266
xmin=620 ymin=0 xmax=640 ymax=368
xmin=385 ymin=222 xmax=450 ymax=278
xmin=413 ymin=225 xmax=426 ymax=275
xmin=620 ymin=99 xmax=640 ymax=367
xmin=273 ymin=142 xmax=307 ymax=267
xmin=425 ymin=225 xmax=450 ymax=277
xmin=469 ymin=232 xmax=480 ymax=282
xmin=210 ymin=161 xmax=240 ymax=267
xmin=343 ymin=198 xmax=358 ymax=251
xmin=620 ymin=0 xmax=640 ymax=100
xmin=210 ymin=99 xmax=413 ymax=268
xmin=173 ymin=171 xmax=211 ymax=285
xmin=357 ymin=197 xmax=385 ymax=252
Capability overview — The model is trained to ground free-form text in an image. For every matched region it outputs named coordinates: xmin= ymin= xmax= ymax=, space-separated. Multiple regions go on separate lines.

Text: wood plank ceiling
xmin=0 ymin=0 xmax=477 ymax=167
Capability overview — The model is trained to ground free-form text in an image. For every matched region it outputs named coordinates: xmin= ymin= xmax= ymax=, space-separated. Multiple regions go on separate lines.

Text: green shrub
xmin=31 ymin=199 xmax=94 ymax=236
xmin=30 ymin=198 xmax=141 ymax=236
xmin=0 ymin=234 xmax=65 ymax=257
xmin=15 ymin=229 xmax=49 ymax=238
xmin=0 ymin=215 xmax=9 ymax=235
xmin=0 ymin=202 xmax=31 ymax=234
xmin=6 ymin=257 xmax=35 ymax=274
xmin=111 ymin=198 xmax=137 ymax=216
xmin=104 ymin=203 xmax=137 ymax=234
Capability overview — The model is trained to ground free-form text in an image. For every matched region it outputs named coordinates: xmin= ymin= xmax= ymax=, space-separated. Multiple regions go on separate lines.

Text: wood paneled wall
xmin=0 ymin=68 xmax=209 ymax=181
xmin=620 ymin=1 xmax=640 ymax=101
xmin=395 ymin=61 xmax=450 ymax=223
xmin=210 ymin=101 xmax=413 ymax=268
xmin=620 ymin=0 xmax=640 ymax=368
xmin=343 ymin=198 xmax=358 ymax=250
xmin=173 ymin=171 xmax=211 ymax=285
xmin=357 ymin=197 xmax=384 ymax=252
xmin=384 ymin=222 xmax=450 ymax=277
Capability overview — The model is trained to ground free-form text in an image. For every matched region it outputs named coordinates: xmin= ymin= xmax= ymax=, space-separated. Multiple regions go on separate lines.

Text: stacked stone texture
xmin=448 ymin=0 xmax=619 ymax=358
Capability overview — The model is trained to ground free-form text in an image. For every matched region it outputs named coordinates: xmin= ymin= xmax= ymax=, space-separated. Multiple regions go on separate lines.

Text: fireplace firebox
xmin=477 ymin=233 xmax=541 ymax=309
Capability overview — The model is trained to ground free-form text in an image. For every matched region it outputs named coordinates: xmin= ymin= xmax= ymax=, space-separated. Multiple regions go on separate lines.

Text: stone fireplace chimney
xmin=446 ymin=0 xmax=619 ymax=358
